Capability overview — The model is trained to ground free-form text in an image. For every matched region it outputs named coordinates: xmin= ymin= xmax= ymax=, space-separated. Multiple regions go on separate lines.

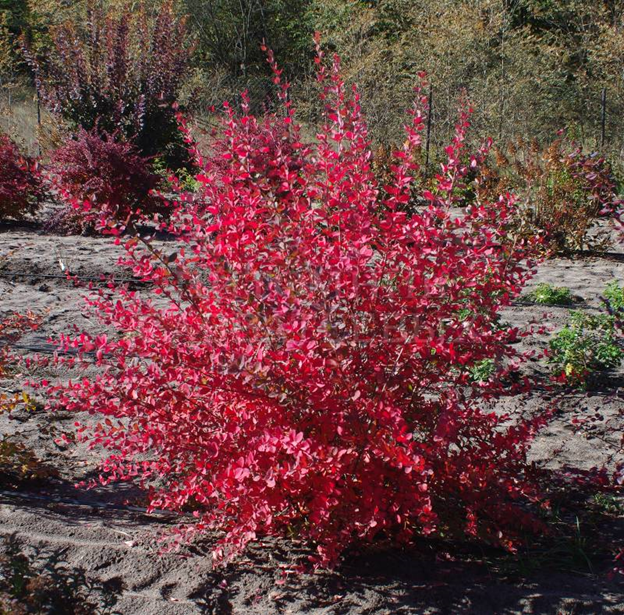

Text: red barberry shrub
xmin=45 ymin=48 xmax=549 ymax=568
xmin=46 ymin=127 xmax=163 ymax=233
xmin=0 ymin=133 xmax=45 ymax=221
xmin=23 ymin=0 xmax=191 ymax=169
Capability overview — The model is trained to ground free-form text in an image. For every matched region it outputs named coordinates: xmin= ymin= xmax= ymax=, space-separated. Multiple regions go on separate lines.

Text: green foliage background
xmin=2 ymin=0 xmax=624 ymax=157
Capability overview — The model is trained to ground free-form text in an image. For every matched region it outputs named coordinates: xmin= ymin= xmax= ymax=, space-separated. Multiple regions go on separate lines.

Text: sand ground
xmin=0 ymin=220 xmax=623 ymax=614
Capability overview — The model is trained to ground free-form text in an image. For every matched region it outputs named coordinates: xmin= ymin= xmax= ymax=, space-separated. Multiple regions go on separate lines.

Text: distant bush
xmin=0 ymin=133 xmax=45 ymax=221
xmin=509 ymin=139 xmax=621 ymax=255
xmin=46 ymin=127 xmax=163 ymax=233
xmin=524 ymin=283 xmax=574 ymax=306
xmin=46 ymin=50 xmax=549 ymax=569
xmin=23 ymin=0 xmax=191 ymax=168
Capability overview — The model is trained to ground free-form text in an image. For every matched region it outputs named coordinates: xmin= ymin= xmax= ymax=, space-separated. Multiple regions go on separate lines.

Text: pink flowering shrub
xmin=24 ymin=0 xmax=191 ymax=169
xmin=45 ymin=47 xmax=548 ymax=567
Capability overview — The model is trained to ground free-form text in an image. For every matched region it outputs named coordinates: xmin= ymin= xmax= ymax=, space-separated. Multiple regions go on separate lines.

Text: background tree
xmin=5 ymin=0 xmax=624 ymax=164
xmin=0 ymin=13 xmax=16 ymax=85
xmin=183 ymin=0 xmax=312 ymax=112
xmin=289 ymin=0 xmax=624 ymax=159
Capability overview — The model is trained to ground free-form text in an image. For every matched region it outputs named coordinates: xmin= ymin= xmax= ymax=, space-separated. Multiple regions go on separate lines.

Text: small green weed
xmin=153 ymin=157 xmax=200 ymax=193
xmin=591 ymin=493 xmax=623 ymax=516
xmin=524 ymin=283 xmax=574 ymax=306
xmin=604 ymin=281 xmax=624 ymax=322
xmin=469 ymin=358 xmax=496 ymax=383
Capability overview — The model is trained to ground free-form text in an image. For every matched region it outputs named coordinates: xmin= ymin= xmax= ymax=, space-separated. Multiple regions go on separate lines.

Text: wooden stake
xmin=425 ymin=83 xmax=433 ymax=171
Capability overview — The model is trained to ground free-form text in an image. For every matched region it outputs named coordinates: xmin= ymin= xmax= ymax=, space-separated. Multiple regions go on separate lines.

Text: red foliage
xmin=0 ymin=134 xmax=45 ymax=221
xmin=45 ymin=50 xmax=549 ymax=567
xmin=201 ymin=100 xmax=306 ymax=196
xmin=46 ymin=128 xmax=163 ymax=233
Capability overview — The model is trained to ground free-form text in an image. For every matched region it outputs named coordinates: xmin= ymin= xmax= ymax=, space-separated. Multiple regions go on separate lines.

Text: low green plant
xmin=524 ymin=283 xmax=574 ymax=306
xmin=549 ymin=308 xmax=623 ymax=387
xmin=604 ymin=281 xmax=624 ymax=324
xmin=152 ymin=156 xmax=200 ymax=193
xmin=592 ymin=493 xmax=623 ymax=516
xmin=469 ymin=358 xmax=496 ymax=383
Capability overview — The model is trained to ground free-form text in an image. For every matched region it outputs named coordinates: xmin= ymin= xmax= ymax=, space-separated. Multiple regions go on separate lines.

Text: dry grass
xmin=0 ymin=81 xmax=61 ymax=157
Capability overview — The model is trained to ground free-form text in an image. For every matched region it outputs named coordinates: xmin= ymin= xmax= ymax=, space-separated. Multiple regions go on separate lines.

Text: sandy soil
xmin=0 ymin=220 xmax=623 ymax=614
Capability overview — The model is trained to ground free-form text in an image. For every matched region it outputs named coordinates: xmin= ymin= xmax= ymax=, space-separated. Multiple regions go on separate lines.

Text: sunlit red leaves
xmin=44 ymin=53 xmax=548 ymax=568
